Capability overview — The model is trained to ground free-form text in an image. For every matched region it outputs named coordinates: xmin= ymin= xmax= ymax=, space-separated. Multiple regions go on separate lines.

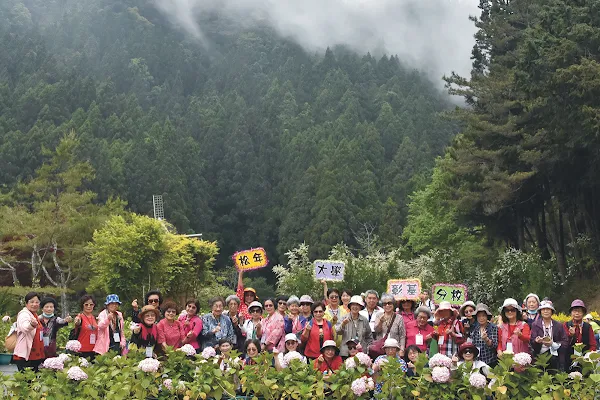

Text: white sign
xmin=314 ymin=260 xmax=345 ymax=281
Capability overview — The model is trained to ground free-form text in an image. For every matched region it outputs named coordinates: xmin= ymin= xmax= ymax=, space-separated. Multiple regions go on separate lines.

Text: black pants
xmin=79 ymin=351 xmax=97 ymax=361
xmin=14 ymin=358 xmax=44 ymax=372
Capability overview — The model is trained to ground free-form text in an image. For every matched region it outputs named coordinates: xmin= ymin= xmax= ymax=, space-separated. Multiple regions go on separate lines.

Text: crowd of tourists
xmin=5 ymin=271 xmax=598 ymax=391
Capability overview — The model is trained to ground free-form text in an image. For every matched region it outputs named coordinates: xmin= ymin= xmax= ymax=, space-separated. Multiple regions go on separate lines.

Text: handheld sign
xmin=432 ymin=283 xmax=468 ymax=306
xmin=233 ymin=248 xmax=269 ymax=272
xmin=314 ymin=260 xmax=345 ymax=281
xmin=387 ymin=279 xmax=421 ymax=300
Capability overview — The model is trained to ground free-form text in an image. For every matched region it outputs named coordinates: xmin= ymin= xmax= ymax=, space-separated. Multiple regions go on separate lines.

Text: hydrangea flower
xmin=569 ymin=371 xmax=583 ymax=380
xmin=431 ymin=366 xmax=451 ymax=383
xmin=345 ymin=357 xmax=357 ymax=369
xmin=41 ymin=357 xmax=64 ymax=371
xmin=179 ymin=344 xmax=197 ymax=357
xmin=429 ymin=353 xmax=453 ymax=368
xmin=58 ymin=353 xmax=71 ymax=363
xmin=129 ymin=322 xmax=140 ymax=332
xmin=138 ymin=358 xmax=161 ymax=373
xmin=201 ymin=347 xmax=216 ymax=359
xmin=281 ymin=351 xmax=304 ymax=368
xmin=469 ymin=372 xmax=487 ymax=388
xmin=513 ymin=352 xmax=532 ymax=366
xmin=2 ymin=315 xmax=10 ymax=323
xmin=163 ymin=378 xmax=173 ymax=391
xmin=113 ymin=355 xmax=122 ymax=360
xmin=66 ymin=366 xmax=88 ymax=381
xmin=355 ymin=352 xmax=373 ymax=368
xmin=351 ymin=377 xmax=367 ymax=396
xmin=65 ymin=340 xmax=82 ymax=352
xmin=78 ymin=357 xmax=90 ymax=367
xmin=177 ymin=381 xmax=186 ymax=393
xmin=365 ymin=376 xmax=374 ymax=391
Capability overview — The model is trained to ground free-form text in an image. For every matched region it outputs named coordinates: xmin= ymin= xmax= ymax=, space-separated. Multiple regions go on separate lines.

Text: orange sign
xmin=233 ymin=247 xmax=269 ymax=271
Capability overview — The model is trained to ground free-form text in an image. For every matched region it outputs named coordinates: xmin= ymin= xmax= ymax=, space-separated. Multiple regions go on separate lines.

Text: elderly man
xmin=359 ymin=290 xmax=383 ymax=332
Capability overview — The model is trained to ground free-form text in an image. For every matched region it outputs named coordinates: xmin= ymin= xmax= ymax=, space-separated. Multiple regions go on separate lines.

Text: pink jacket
xmin=94 ymin=309 xmax=126 ymax=354
xmin=14 ymin=308 xmax=38 ymax=360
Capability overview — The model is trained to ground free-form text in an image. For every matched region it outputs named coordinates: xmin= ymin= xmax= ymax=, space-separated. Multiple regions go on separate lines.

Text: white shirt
xmin=360 ymin=307 xmax=384 ymax=332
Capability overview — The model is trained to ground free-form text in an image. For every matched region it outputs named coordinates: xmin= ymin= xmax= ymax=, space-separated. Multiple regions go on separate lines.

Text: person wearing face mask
xmin=523 ymin=293 xmax=541 ymax=328
xmin=13 ymin=292 xmax=45 ymax=372
xmin=39 ymin=297 xmax=72 ymax=358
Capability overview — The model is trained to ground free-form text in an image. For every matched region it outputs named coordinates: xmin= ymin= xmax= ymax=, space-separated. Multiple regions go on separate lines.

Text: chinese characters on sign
xmin=431 ymin=283 xmax=468 ymax=306
xmin=232 ymin=248 xmax=269 ymax=271
xmin=387 ymin=279 xmax=421 ymax=300
xmin=314 ymin=260 xmax=345 ymax=281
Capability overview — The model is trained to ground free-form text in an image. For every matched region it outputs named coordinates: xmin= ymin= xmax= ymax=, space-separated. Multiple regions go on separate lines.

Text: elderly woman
xmin=313 ymin=340 xmax=343 ymax=375
xmin=226 ymin=294 xmax=245 ymax=351
xmin=241 ymin=301 xmax=263 ymax=341
xmin=432 ymin=301 xmax=465 ymax=357
xmin=564 ymin=299 xmax=596 ymax=371
xmin=284 ymin=296 xmax=302 ymax=334
xmin=373 ymin=293 xmax=407 ymax=352
xmin=179 ymin=299 xmax=203 ymax=352
xmin=399 ymin=299 xmax=417 ymax=325
xmin=130 ymin=305 xmax=161 ymax=357
xmin=523 ymin=293 xmax=541 ymax=328
xmin=95 ymin=294 xmax=126 ymax=356
xmin=335 ymin=296 xmax=373 ymax=357
xmin=236 ymin=270 xmax=258 ymax=320
xmin=302 ymin=302 xmax=335 ymax=360
xmin=405 ymin=306 xmax=434 ymax=353
xmin=13 ymin=292 xmax=45 ymax=372
xmin=451 ymin=342 xmax=491 ymax=376
xmin=323 ymin=287 xmax=348 ymax=325
xmin=132 ymin=290 xmax=163 ymax=323
xmin=259 ymin=298 xmax=285 ymax=352
xmin=73 ymin=294 xmax=99 ymax=359
xmin=39 ymin=297 xmax=71 ymax=358
xmin=201 ymin=296 xmax=235 ymax=350
xmin=459 ymin=301 xmax=477 ymax=337
xmin=469 ymin=303 xmax=498 ymax=367
xmin=157 ymin=301 xmax=185 ymax=351
xmin=299 ymin=295 xmax=314 ymax=328
xmin=497 ymin=298 xmax=530 ymax=357
xmin=274 ymin=333 xmax=307 ymax=370
xmin=530 ymin=300 xmax=568 ymax=371
xmin=373 ymin=338 xmax=408 ymax=393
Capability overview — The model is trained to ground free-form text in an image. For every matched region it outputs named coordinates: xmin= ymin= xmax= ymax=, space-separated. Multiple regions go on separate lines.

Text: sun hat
xmin=459 ymin=301 xmax=476 ymax=317
xmin=287 ymin=295 xmax=300 ymax=306
xmin=285 ymin=333 xmax=300 ymax=343
xmin=569 ymin=299 xmax=587 ymax=314
xmin=474 ymin=303 xmax=492 ymax=318
xmin=244 ymin=287 xmax=258 ymax=300
xmin=501 ymin=298 xmax=522 ymax=313
xmin=248 ymin=301 xmax=263 ymax=311
xmin=524 ymin=293 xmax=540 ymax=306
xmin=538 ymin=300 xmax=555 ymax=313
xmin=434 ymin=301 xmax=459 ymax=318
xmin=105 ymin=294 xmax=122 ymax=305
xmin=383 ymin=338 xmax=401 ymax=349
xmin=348 ymin=295 xmax=365 ymax=309
xmin=320 ymin=340 xmax=340 ymax=354
xmin=299 ymin=295 xmax=314 ymax=304
xmin=138 ymin=305 xmax=160 ymax=320
xmin=458 ymin=342 xmax=479 ymax=359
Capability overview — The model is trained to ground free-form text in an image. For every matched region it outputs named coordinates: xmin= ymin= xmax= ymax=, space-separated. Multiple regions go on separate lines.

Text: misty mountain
xmin=0 ymin=0 xmax=458 ymax=265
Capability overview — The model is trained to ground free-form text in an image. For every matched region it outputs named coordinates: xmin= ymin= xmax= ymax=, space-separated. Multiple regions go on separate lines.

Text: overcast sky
xmin=153 ymin=0 xmax=480 ymax=83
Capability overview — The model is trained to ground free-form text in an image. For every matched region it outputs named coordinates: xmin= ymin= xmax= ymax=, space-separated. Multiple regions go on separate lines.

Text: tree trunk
xmin=0 ymin=257 xmax=21 ymax=286
xmin=556 ymin=205 xmax=567 ymax=281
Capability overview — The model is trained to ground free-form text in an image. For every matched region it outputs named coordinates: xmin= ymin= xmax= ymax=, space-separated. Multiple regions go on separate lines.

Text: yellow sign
xmin=232 ymin=247 xmax=269 ymax=271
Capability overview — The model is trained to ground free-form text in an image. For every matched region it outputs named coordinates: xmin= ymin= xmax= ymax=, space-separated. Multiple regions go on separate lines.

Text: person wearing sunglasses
xmin=322 ymin=286 xmax=348 ymax=326
xmin=259 ymin=298 xmax=285 ymax=352
xmin=242 ymin=338 xmax=262 ymax=366
xmin=298 ymin=295 xmax=314 ymax=329
xmin=497 ymin=298 xmax=531 ymax=358
xmin=459 ymin=301 xmax=477 ymax=337
xmin=336 ymin=296 xmax=373 ymax=358
xmin=235 ymin=270 xmax=259 ymax=320
xmin=301 ymin=302 xmax=335 ymax=360
xmin=72 ymin=294 xmax=99 ymax=360
xmin=274 ymin=333 xmax=307 ymax=370
xmin=131 ymin=290 xmax=163 ymax=323
xmin=241 ymin=301 xmax=263 ymax=341
xmin=451 ymin=342 xmax=491 ymax=377
xmin=374 ymin=293 xmax=407 ymax=355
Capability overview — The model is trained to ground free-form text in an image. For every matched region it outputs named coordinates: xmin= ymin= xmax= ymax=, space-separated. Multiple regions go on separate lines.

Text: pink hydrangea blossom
xmin=58 ymin=353 xmax=71 ymax=363
xmin=66 ymin=366 xmax=88 ymax=381
xmin=78 ymin=357 xmax=90 ymax=367
xmin=41 ymin=357 xmax=64 ymax=371
xmin=345 ymin=357 xmax=357 ymax=369
xmin=429 ymin=353 xmax=453 ymax=368
xmin=163 ymin=379 xmax=173 ymax=391
xmin=431 ymin=366 xmax=451 ymax=383
xmin=201 ymin=347 xmax=216 ymax=359
xmin=282 ymin=351 xmax=304 ymax=368
xmin=355 ymin=352 xmax=373 ymax=368
xmin=469 ymin=372 xmax=487 ymax=388
xmin=65 ymin=340 xmax=82 ymax=352
xmin=351 ymin=377 xmax=367 ymax=396
xmin=569 ymin=371 xmax=583 ymax=380
xmin=513 ymin=352 xmax=532 ymax=366
xmin=179 ymin=344 xmax=197 ymax=356
xmin=138 ymin=358 xmax=160 ymax=373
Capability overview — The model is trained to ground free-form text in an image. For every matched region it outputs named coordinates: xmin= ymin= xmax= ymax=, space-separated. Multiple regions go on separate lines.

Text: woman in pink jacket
xmin=13 ymin=292 xmax=45 ymax=372
xmin=178 ymin=299 xmax=203 ymax=353
xmin=94 ymin=294 xmax=126 ymax=356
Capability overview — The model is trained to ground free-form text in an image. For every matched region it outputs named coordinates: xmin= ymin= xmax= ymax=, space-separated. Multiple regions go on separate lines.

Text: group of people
xmin=8 ymin=272 xmax=598 ymax=388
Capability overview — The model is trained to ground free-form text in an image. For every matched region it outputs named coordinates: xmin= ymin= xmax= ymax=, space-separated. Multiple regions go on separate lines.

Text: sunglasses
xmin=278 ymin=301 xmax=287 ymax=305
xmin=383 ymin=302 xmax=394 ymax=306
xmin=505 ymin=308 xmax=516 ymax=313
xmin=187 ymin=305 xmax=197 ymax=309
xmin=347 ymin=345 xmax=357 ymax=350
xmin=250 ymin=309 xmax=262 ymax=313
xmin=148 ymin=298 xmax=160 ymax=304
xmin=84 ymin=303 xmax=95 ymax=307
xmin=329 ymin=295 xmax=339 ymax=299
xmin=300 ymin=303 xmax=311 ymax=306
xmin=313 ymin=310 xmax=324 ymax=314
xmin=265 ymin=304 xmax=274 ymax=308
xmin=463 ymin=349 xmax=474 ymax=354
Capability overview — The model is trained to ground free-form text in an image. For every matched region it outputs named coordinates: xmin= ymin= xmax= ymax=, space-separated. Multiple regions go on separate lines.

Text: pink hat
xmin=434 ymin=301 xmax=459 ymax=318
xmin=570 ymin=299 xmax=587 ymax=314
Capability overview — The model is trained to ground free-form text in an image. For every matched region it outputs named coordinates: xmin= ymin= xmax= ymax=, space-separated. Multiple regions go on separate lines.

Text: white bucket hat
xmin=284 ymin=333 xmax=300 ymax=343
xmin=383 ymin=338 xmax=401 ymax=349
xmin=348 ymin=295 xmax=365 ymax=309
xmin=501 ymin=298 xmax=522 ymax=312
xmin=538 ymin=300 xmax=555 ymax=313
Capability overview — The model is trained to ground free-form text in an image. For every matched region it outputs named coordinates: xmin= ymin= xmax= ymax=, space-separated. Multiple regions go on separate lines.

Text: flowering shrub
xmin=65 ymin=340 xmax=82 ymax=352
xmin=178 ymin=343 xmax=196 ymax=356
xmin=469 ymin=372 xmax=487 ymax=388
xmin=66 ymin=366 xmax=88 ymax=381
xmin=431 ymin=366 xmax=451 ymax=383
xmin=41 ymin=357 xmax=64 ymax=370
xmin=429 ymin=353 xmax=453 ymax=368
xmin=138 ymin=358 xmax=160 ymax=373
xmin=513 ymin=352 xmax=532 ymax=366
xmin=281 ymin=351 xmax=304 ymax=368
xmin=201 ymin=346 xmax=216 ymax=359
xmin=351 ymin=376 xmax=374 ymax=396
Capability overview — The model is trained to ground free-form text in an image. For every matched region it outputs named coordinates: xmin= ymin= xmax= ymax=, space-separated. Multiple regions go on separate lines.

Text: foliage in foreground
xmin=2 ymin=346 xmax=600 ymax=399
